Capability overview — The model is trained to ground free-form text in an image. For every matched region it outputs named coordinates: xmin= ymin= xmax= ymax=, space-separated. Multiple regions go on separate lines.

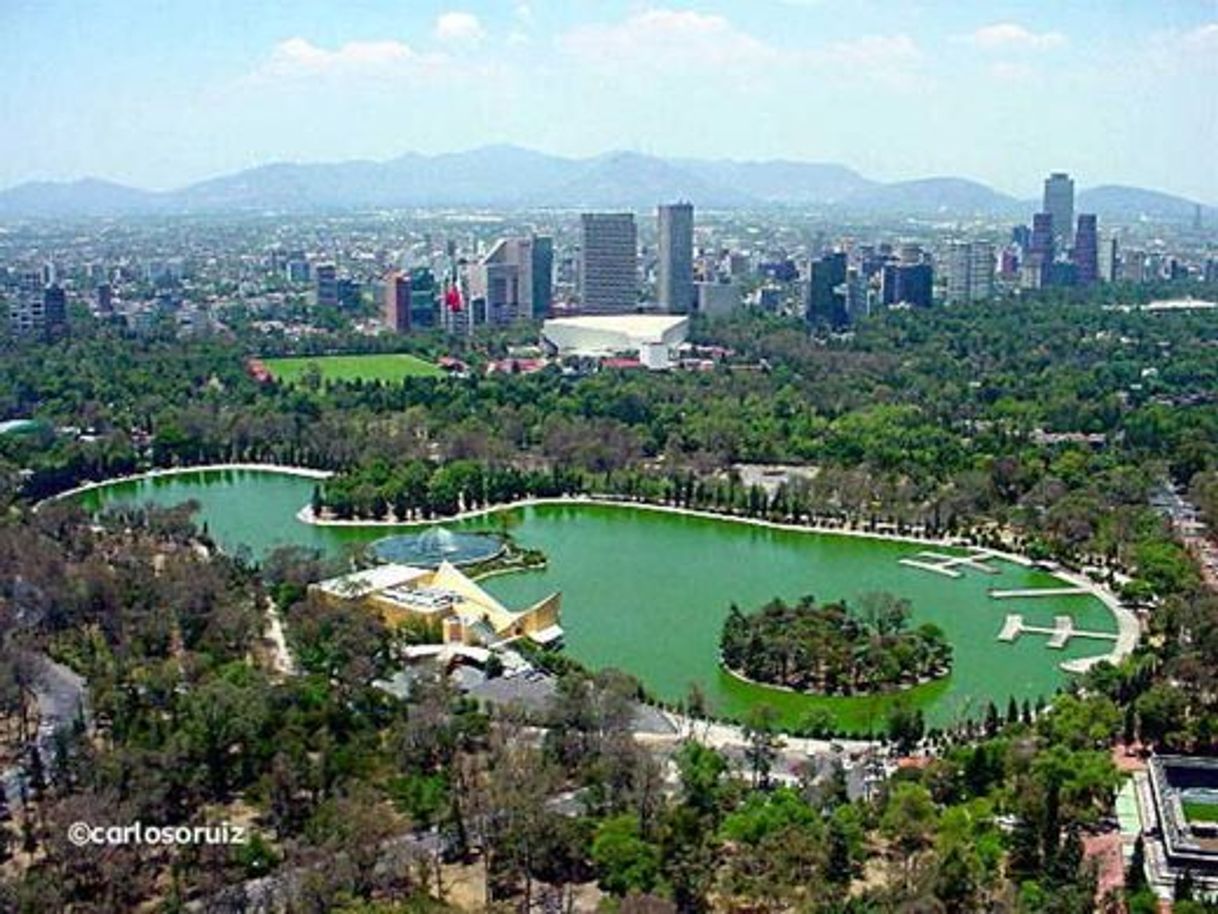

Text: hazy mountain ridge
xmin=1 ymin=145 xmax=1212 ymax=221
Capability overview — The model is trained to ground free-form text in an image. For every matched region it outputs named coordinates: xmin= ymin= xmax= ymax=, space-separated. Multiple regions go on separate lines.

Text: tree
xmin=881 ymin=782 xmax=937 ymax=890
xmin=933 ymin=840 xmax=981 ymax=913
xmin=1135 ymin=685 xmax=1188 ymax=748
xmin=742 ymin=704 xmax=781 ymax=789
xmin=676 ymin=741 xmax=727 ymax=820
xmin=826 ymin=803 xmax=864 ymax=885
xmin=888 ymin=702 xmax=925 ymax=755
xmin=591 ymin=814 xmax=661 ymax=896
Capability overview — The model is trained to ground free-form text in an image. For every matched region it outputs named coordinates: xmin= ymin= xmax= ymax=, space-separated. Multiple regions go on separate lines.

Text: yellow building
xmin=312 ymin=561 xmax=563 ymax=648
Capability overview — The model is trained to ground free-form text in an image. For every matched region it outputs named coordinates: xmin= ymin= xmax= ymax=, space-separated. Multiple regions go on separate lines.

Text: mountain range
xmin=0 ymin=145 xmax=1212 ymax=223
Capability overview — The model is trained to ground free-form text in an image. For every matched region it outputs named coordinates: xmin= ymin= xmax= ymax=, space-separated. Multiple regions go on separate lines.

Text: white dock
xmin=899 ymin=548 xmax=1002 ymax=578
xmin=898 ymin=558 xmax=962 ymax=578
xmin=989 ymin=586 xmax=1091 ymax=599
xmin=998 ymin=614 xmax=1023 ymax=641
xmin=916 ymin=550 xmax=1002 ymax=574
xmin=996 ymin=613 xmax=1119 ymax=650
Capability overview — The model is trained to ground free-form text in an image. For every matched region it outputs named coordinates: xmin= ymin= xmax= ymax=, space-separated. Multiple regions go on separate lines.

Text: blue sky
xmin=1 ymin=1 xmax=1215 ymax=200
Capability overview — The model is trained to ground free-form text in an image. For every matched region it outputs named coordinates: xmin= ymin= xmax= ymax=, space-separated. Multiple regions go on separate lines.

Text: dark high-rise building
xmin=96 ymin=283 xmax=113 ymax=314
xmin=881 ymin=263 xmax=933 ymax=308
xmin=1043 ymin=172 xmax=1075 ymax=249
xmin=1045 ymin=261 xmax=1078 ymax=288
xmin=314 ymin=263 xmax=338 ymax=308
xmin=1030 ymin=213 xmax=1055 ymax=260
xmin=43 ymin=284 xmax=67 ymax=333
xmin=383 ymin=271 xmax=411 ymax=333
xmin=337 ymin=278 xmax=362 ymax=310
xmin=409 ymin=268 xmax=438 ymax=329
xmin=807 ymin=251 xmax=848 ymax=327
xmin=657 ymin=202 xmax=694 ymax=314
xmin=1073 ymin=214 xmax=1099 ymax=285
xmin=530 ymin=235 xmax=553 ymax=319
xmin=1011 ymin=224 xmax=1031 ymax=250
xmin=285 ymin=256 xmax=310 ymax=284
xmin=578 ymin=213 xmax=637 ymax=314
xmin=1025 ymin=212 xmax=1055 ymax=287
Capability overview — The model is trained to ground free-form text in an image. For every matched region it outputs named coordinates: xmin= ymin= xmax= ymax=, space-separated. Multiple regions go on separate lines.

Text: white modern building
xmin=541 ymin=314 xmax=690 ymax=369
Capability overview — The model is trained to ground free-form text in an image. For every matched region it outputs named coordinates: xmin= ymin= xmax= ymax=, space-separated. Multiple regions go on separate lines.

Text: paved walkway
xmin=41 ymin=462 xmax=333 ymax=507
xmin=264 ymin=605 xmax=296 ymax=677
xmin=990 ymin=586 xmax=1091 ymax=598
xmin=1050 ymin=567 xmax=1141 ymax=673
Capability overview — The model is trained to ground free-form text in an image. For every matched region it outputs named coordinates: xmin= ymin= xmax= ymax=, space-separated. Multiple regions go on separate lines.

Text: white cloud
xmin=988 ymin=61 xmax=1036 ymax=83
xmin=556 ymin=11 xmax=924 ymax=92
xmin=1180 ymin=22 xmax=1218 ymax=53
xmin=800 ymin=33 xmax=927 ymax=92
xmin=434 ymin=11 xmax=486 ymax=44
xmin=250 ymin=37 xmax=452 ymax=82
xmin=558 ymin=9 xmax=775 ymax=70
xmin=970 ymin=22 xmax=1066 ymax=52
xmin=818 ymin=33 xmax=922 ymax=68
xmin=1138 ymin=22 xmax=1218 ymax=76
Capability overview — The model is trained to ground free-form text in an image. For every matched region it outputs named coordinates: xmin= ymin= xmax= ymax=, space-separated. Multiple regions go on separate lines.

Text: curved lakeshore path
xmin=66 ymin=464 xmax=1139 ymax=732
xmin=44 ymin=462 xmax=332 ymax=505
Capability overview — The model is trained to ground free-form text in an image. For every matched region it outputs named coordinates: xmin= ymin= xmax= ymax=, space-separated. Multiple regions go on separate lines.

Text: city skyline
xmin=1 ymin=1 xmax=1216 ymax=201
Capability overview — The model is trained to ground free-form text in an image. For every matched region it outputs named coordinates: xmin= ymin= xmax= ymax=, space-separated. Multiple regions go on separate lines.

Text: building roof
xmin=315 ymin=564 xmax=430 ymax=600
xmin=530 ymin=624 xmax=565 ymax=645
xmin=315 ymin=561 xmax=559 ymax=644
xmin=544 ymin=314 xmax=688 ymax=340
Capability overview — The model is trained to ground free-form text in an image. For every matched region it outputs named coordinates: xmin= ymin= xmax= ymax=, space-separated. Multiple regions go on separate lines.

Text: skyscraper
xmin=409 ymin=268 xmax=438 ymax=328
xmin=314 ymin=263 xmax=338 ymax=308
xmin=1043 ymin=173 xmax=1075 ymax=249
xmin=1098 ymin=234 xmax=1119 ymax=283
xmin=1073 ymin=214 xmax=1099 ymax=285
xmin=468 ymin=235 xmax=554 ymax=325
xmin=1025 ymin=212 xmax=1056 ymax=287
xmin=471 ymin=239 xmax=523 ymax=325
xmin=880 ymin=263 xmax=933 ymax=308
xmin=336 ymin=278 xmax=362 ymax=310
xmin=383 ymin=271 xmax=411 ymax=333
xmin=806 ymin=252 xmax=848 ymax=327
xmin=946 ymin=242 xmax=995 ymax=303
xmin=43 ymin=284 xmax=67 ymax=331
xmin=530 ymin=235 xmax=553 ymax=320
xmin=579 ymin=213 xmax=638 ymax=314
xmin=96 ymin=283 xmax=113 ymax=314
xmin=657 ymin=202 xmax=694 ymax=314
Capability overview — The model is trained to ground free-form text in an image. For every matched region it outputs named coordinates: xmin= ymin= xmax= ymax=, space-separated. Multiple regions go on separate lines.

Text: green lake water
xmin=75 ymin=468 xmax=1118 ymax=732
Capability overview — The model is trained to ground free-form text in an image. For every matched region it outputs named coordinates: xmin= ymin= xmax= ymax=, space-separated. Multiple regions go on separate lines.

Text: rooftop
xmin=314 ymin=564 xmax=430 ymax=601
xmin=544 ymin=314 xmax=689 ymax=338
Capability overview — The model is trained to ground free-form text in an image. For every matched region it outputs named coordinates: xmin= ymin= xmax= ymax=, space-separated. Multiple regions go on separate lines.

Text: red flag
xmin=445 ymin=284 xmax=463 ymax=312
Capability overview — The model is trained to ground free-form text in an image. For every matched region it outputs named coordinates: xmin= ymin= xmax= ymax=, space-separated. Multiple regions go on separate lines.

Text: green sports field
xmin=1184 ymin=801 xmax=1218 ymax=823
xmin=263 ymin=353 xmax=442 ymax=384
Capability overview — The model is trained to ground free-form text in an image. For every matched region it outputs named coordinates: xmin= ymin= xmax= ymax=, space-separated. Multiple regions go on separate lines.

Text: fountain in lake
xmin=369 ymin=526 xmax=504 ymax=568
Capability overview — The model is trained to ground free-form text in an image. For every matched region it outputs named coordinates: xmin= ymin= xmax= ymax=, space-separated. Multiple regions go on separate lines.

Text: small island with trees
xmin=720 ymin=592 xmax=953 ymax=695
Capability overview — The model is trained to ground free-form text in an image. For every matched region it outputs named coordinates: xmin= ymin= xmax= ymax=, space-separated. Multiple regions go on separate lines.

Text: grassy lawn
xmin=1183 ymin=801 xmax=1218 ymax=823
xmin=263 ymin=353 xmax=442 ymax=384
